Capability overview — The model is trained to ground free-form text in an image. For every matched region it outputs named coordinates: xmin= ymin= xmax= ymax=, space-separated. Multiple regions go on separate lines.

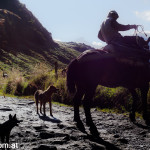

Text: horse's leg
xmin=129 ymin=89 xmax=139 ymax=122
xmin=140 ymin=83 xmax=150 ymax=125
xmin=73 ymin=88 xmax=86 ymax=132
xmin=83 ymin=86 xmax=99 ymax=136
xmin=73 ymin=89 xmax=84 ymax=122
xmin=83 ymin=88 xmax=95 ymax=126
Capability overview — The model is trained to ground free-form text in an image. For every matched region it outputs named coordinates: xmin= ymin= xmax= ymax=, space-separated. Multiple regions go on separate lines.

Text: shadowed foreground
xmin=0 ymin=96 xmax=149 ymax=150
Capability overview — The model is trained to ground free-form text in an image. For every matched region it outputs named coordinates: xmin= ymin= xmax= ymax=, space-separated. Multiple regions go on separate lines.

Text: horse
xmin=67 ymin=43 xmax=150 ymax=136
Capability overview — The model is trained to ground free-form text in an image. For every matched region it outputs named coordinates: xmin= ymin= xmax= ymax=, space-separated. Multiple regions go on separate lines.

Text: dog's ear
xmin=50 ymin=85 xmax=53 ymax=87
xmin=9 ymin=114 xmax=12 ymax=120
xmin=13 ymin=114 xmax=16 ymax=119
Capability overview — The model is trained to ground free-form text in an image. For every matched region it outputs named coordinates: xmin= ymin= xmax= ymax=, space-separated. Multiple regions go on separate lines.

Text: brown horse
xmin=67 ymin=45 xmax=150 ymax=136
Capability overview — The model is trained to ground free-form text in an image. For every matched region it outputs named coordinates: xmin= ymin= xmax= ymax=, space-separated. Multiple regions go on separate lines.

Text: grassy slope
xmin=0 ymin=0 xmax=84 ymax=73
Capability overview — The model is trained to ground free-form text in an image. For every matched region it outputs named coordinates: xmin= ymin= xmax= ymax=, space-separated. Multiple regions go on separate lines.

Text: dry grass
xmin=0 ymin=62 xmax=149 ymax=114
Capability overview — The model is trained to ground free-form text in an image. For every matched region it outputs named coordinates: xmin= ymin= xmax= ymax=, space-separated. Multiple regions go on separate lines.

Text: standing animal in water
xmin=0 ymin=114 xmax=21 ymax=144
xmin=34 ymin=85 xmax=59 ymax=116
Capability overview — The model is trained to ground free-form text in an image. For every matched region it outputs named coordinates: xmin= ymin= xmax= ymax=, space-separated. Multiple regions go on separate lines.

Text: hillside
xmin=0 ymin=0 xmax=93 ymax=73
xmin=57 ymin=41 xmax=95 ymax=52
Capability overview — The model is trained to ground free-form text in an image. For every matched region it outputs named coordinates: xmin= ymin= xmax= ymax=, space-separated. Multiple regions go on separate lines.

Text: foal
xmin=34 ymin=85 xmax=59 ymax=116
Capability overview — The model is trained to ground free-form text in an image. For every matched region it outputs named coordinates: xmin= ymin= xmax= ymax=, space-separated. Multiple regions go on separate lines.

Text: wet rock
xmin=0 ymin=108 xmax=13 ymax=111
xmin=18 ymin=132 xmax=24 ymax=137
xmin=146 ymin=133 xmax=150 ymax=138
xmin=51 ymin=140 xmax=67 ymax=145
xmin=139 ymin=131 xmax=147 ymax=135
xmin=40 ymin=132 xmax=55 ymax=139
xmin=118 ymin=138 xmax=128 ymax=144
xmin=28 ymin=102 xmax=35 ymax=105
xmin=90 ymin=141 xmax=106 ymax=150
xmin=114 ymin=134 xmax=120 ymax=138
xmin=26 ymin=130 xmax=31 ymax=134
xmin=0 ymin=97 xmax=150 ymax=149
xmin=33 ymin=145 xmax=57 ymax=150
xmin=57 ymin=123 xmax=64 ymax=129
xmin=33 ymin=125 xmax=49 ymax=131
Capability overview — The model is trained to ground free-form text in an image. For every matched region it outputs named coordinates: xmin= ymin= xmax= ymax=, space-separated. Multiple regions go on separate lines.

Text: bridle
xmin=133 ymin=25 xmax=149 ymax=49
xmin=134 ymin=25 xmax=147 ymax=37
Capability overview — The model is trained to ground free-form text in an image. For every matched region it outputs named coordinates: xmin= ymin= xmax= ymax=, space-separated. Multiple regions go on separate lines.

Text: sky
xmin=19 ymin=0 xmax=150 ymax=48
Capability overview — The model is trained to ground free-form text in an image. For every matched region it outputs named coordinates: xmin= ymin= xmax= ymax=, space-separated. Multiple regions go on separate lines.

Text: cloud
xmin=135 ymin=11 xmax=150 ymax=21
xmin=92 ymin=41 xmax=104 ymax=48
xmin=54 ymin=39 xmax=61 ymax=42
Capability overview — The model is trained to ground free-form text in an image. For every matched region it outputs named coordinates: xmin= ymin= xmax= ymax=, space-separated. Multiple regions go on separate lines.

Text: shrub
xmin=93 ymin=86 xmax=132 ymax=112
xmin=4 ymin=80 xmax=14 ymax=94
xmin=3 ymin=68 xmax=25 ymax=95
xmin=0 ymin=63 xmax=148 ymax=114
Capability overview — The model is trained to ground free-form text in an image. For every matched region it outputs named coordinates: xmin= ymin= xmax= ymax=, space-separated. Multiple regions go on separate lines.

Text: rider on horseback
xmin=98 ymin=10 xmax=149 ymax=49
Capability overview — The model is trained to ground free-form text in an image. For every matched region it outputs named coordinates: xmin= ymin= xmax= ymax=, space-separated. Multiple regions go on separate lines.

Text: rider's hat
xmin=108 ymin=10 xmax=119 ymax=19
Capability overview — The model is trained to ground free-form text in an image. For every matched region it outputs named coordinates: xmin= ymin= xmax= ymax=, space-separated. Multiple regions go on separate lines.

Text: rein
xmin=133 ymin=25 xmax=150 ymax=49
xmin=134 ymin=25 xmax=147 ymax=37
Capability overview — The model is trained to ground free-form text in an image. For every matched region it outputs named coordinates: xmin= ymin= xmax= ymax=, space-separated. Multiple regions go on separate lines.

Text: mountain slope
xmin=0 ymin=0 xmax=92 ymax=72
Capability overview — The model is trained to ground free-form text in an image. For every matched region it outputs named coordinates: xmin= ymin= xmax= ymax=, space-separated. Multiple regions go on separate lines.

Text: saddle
xmin=77 ymin=43 xmax=150 ymax=67
xmin=103 ymin=43 xmax=150 ymax=66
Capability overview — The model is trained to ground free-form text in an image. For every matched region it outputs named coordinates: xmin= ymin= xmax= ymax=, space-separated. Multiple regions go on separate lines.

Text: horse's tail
xmin=67 ymin=59 xmax=78 ymax=93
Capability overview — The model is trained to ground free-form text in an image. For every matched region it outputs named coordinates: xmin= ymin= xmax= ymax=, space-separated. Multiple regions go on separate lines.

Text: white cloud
xmin=54 ymin=39 xmax=61 ymax=42
xmin=135 ymin=11 xmax=150 ymax=21
xmin=92 ymin=41 xmax=104 ymax=48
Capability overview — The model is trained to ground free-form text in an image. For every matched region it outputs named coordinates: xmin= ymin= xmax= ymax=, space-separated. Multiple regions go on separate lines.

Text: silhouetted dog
xmin=34 ymin=85 xmax=59 ymax=116
xmin=0 ymin=114 xmax=21 ymax=144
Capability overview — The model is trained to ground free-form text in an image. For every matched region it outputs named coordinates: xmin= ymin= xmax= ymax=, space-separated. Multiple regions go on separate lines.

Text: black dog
xmin=0 ymin=114 xmax=21 ymax=144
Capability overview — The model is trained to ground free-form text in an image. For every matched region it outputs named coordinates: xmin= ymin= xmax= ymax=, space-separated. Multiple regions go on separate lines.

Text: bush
xmin=0 ymin=64 xmax=148 ymax=114
xmin=4 ymin=80 xmax=14 ymax=94
xmin=3 ymin=68 xmax=25 ymax=95
xmin=93 ymin=86 xmax=132 ymax=111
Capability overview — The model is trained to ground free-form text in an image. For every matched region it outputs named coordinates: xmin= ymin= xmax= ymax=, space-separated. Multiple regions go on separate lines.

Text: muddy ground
xmin=0 ymin=96 xmax=150 ymax=150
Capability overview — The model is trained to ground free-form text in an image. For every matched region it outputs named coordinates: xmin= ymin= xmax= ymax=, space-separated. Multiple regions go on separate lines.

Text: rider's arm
xmin=112 ymin=20 xmax=136 ymax=31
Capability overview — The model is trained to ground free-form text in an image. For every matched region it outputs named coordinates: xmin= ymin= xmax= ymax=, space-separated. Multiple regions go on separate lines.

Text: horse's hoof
xmin=74 ymin=117 xmax=80 ymax=123
xmin=143 ymin=113 xmax=147 ymax=120
xmin=86 ymin=120 xmax=92 ymax=126
xmin=145 ymin=119 xmax=150 ymax=126
xmin=129 ymin=113 xmax=136 ymax=122
xmin=89 ymin=123 xmax=99 ymax=138
xmin=76 ymin=120 xmax=86 ymax=133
